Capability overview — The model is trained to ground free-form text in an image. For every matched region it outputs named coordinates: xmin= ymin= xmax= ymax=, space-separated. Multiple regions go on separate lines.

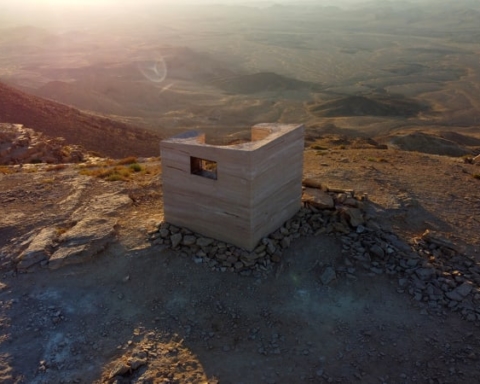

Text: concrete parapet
xmin=160 ymin=123 xmax=304 ymax=250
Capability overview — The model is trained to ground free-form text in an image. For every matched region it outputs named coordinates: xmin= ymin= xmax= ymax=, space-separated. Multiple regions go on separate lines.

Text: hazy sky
xmin=2 ymin=0 xmax=386 ymax=5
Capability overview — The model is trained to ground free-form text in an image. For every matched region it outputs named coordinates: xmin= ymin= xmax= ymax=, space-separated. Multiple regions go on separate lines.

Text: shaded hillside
xmin=32 ymin=81 xmax=127 ymax=116
xmin=0 ymin=82 xmax=162 ymax=158
xmin=32 ymin=77 xmax=203 ymax=117
xmin=309 ymin=95 xmax=429 ymax=118
xmin=439 ymin=131 xmax=480 ymax=147
xmin=210 ymin=72 xmax=322 ymax=94
xmin=388 ymin=132 xmax=472 ymax=157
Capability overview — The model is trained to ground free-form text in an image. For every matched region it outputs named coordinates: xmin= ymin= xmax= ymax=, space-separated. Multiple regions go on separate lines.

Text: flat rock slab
xmin=49 ymin=218 xmax=117 ymax=270
xmin=302 ymin=188 xmax=334 ymax=209
xmin=71 ymin=192 xmax=132 ymax=221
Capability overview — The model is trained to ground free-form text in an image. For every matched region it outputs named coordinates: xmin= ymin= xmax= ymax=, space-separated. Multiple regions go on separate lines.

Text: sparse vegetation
xmin=473 ymin=173 xmax=480 ymax=180
xmin=310 ymin=144 xmax=327 ymax=150
xmin=24 ymin=167 xmax=38 ymax=173
xmin=116 ymin=156 xmax=138 ymax=165
xmin=46 ymin=164 xmax=67 ymax=172
xmin=367 ymin=157 xmax=389 ymax=163
xmin=77 ymin=159 xmax=115 ymax=169
xmin=0 ymin=166 xmax=15 ymax=174
xmin=55 ymin=227 xmax=68 ymax=236
xmin=105 ymin=172 xmax=126 ymax=182
xmin=79 ymin=159 xmax=145 ymax=181
xmin=143 ymin=163 xmax=161 ymax=176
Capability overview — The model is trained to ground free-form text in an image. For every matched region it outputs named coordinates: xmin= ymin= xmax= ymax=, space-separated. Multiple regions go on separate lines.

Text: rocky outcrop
xmin=14 ymin=192 xmax=132 ymax=272
xmin=0 ymin=123 xmax=85 ymax=165
xmin=48 ymin=217 xmax=118 ymax=270
xmin=16 ymin=227 xmax=56 ymax=270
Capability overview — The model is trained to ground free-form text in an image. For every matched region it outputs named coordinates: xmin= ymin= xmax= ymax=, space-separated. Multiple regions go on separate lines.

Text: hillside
xmin=0 ymin=82 xmax=162 ymax=158
xmin=209 ymin=72 xmax=322 ymax=94
xmin=308 ymin=95 xmax=429 ymax=118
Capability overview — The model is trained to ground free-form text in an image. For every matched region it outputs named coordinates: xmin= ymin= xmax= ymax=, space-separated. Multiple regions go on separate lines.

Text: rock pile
xmin=0 ymin=123 xmax=84 ymax=165
xmin=149 ymin=179 xmax=480 ymax=322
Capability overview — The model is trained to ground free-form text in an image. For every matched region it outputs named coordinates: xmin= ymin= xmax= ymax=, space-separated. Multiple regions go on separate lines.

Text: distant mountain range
xmin=0 ymin=82 xmax=162 ymax=158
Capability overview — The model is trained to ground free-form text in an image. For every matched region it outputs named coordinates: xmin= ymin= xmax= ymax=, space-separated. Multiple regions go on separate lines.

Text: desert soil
xmin=1 ymin=146 xmax=480 ymax=384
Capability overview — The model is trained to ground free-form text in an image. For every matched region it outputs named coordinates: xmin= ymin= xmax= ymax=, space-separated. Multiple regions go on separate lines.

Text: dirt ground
xmin=1 ymin=147 xmax=480 ymax=383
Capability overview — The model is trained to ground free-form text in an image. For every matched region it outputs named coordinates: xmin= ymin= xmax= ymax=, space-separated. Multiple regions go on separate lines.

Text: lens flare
xmin=138 ymin=56 xmax=167 ymax=83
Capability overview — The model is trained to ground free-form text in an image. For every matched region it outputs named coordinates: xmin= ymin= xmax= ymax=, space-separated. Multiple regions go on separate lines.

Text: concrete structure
xmin=160 ymin=123 xmax=304 ymax=250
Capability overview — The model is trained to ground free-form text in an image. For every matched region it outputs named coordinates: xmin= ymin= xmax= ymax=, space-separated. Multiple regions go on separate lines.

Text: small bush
xmin=129 ymin=163 xmax=142 ymax=172
xmin=30 ymin=158 xmax=43 ymax=164
xmin=105 ymin=173 xmax=125 ymax=182
xmin=473 ymin=174 xmax=480 ymax=180
xmin=311 ymin=145 xmax=327 ymax=150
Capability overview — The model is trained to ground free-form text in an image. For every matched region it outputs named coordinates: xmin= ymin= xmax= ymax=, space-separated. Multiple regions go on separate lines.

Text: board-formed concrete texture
xmin=160 ymin=123 xmax=305 ymax=251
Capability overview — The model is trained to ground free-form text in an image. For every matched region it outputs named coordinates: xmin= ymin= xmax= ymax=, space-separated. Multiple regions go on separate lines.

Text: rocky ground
xmin=1 ymin=143 xmax=480 ymax=383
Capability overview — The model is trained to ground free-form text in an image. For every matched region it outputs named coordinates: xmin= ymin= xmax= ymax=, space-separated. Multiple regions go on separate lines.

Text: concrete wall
xmin=160 ymin=123 xmax=304 ymax=250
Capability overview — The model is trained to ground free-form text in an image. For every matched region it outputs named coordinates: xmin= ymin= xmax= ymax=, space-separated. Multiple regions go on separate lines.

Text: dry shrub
xmin=55 ymin=227 xmax=68 ymax=236
xmin=105 ymin=173 xmax=125 ymax=182
xmin=79 ymin=165 xmax=134 ymax=181
xmin=144 ymin=164 xmax=161 ymax=176
xmin=46 ymin=164 xmax=67 ymax=172
xmin=367 ymin=157 xmax=388 ymax=163
xmin=0 ymin=166 xmax=15 ymax=174
xmin=116 ymin=156 xmax=138 ymax=165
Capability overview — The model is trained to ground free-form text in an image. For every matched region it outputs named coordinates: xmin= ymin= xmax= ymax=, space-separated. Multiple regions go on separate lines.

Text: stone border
xmin=149 ymin=181 xmax=480 ymax=323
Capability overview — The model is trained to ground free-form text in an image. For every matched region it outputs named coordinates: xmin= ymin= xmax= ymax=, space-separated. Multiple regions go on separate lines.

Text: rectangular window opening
xmin=190 ymin=156 xmax=218 ymax=180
